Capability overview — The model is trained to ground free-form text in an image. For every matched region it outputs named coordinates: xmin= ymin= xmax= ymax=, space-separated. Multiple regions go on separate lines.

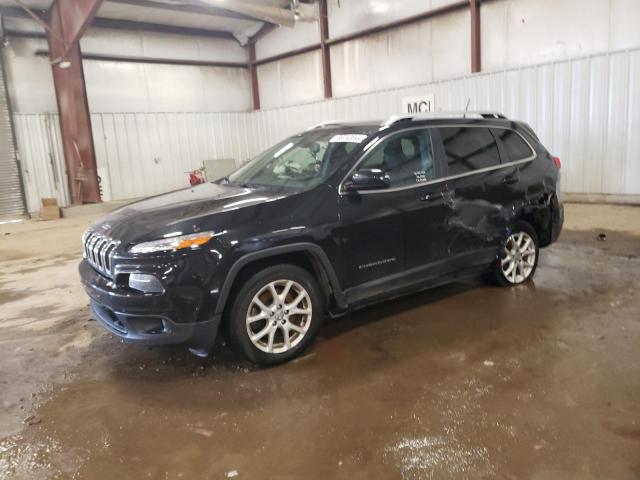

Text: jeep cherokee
xmin=80 ymin=112 xmax=563 ymax=366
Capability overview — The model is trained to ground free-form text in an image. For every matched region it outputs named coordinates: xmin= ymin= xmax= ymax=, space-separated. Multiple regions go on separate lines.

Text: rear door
xmin=490 ymin=127 xmax=537 ymax=205
xmin=435 ymin=126 xmax=507 ymax=268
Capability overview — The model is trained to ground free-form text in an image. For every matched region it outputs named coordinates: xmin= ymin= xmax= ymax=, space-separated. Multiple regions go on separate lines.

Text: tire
xmin=492 ymin=221 xmax=539 ymax=286
xmin=226 ymin=264 xmax=324 ymax=366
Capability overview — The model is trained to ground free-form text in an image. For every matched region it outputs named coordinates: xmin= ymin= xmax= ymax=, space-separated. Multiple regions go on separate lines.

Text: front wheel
xmin=492 ymin=221 xmax=539 ymax=286
xmin=226 ymin=265 xmax=324 ymax=366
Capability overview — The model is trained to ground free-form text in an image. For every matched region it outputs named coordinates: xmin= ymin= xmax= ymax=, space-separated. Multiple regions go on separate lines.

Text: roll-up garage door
xmin=0 ymin=49 xmax=26 ymax=220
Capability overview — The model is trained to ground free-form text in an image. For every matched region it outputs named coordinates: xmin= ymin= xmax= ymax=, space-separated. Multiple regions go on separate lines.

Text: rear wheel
xmin=493 ymin=221 xmax=539 ymax=286
xmin=226 ymin=265 xmax=323 ymax=366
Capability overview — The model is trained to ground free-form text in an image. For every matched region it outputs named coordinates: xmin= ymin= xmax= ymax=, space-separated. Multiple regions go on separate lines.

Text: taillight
xmin=552 ymin=156 xmax=561 ymax=169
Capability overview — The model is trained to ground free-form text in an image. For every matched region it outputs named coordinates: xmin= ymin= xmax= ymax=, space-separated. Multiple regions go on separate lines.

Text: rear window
xmin=491 ymin=128 xmax=534 ymax=162
xmin=439 ymin=127 xmax=501 ymax=176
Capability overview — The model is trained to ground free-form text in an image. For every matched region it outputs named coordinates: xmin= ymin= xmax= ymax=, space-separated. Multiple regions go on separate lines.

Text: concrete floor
xmin=0 ymin=204 xmax=639 ymax=479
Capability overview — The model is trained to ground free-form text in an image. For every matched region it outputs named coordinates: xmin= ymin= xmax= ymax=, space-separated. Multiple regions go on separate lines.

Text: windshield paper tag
xmin=329 ymin=134 xmax=368 ymax=144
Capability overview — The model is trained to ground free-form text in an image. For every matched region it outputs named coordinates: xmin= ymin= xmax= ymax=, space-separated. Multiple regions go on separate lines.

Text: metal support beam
xmin=110 ymin=0 xmax=275 ymax=25
xmin=1 ymin=6 xmax=239 ymax=40
xmin=470 ymin=0 xmax=481 ymax=73
xmin=250 ymin=22 xmax=278 ymax=44
xmin=248 ymin=43 xmax=260 ymax=110
xmin=47 ymin=0 xmax=104 ymax=204
xmin=12 ymin=0 xmax=62 ymax=42
xmin=318 ymin=0 xmax=332 ymax=98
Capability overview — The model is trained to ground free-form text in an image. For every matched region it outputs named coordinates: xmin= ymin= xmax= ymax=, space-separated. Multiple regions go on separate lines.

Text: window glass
xmin=359 ymin=129 xmax=434 ymax=188
xmin=227 ymin=128 xmax=372 ymax=189
xmin=491 ymin=128 xmax=534 ymax=162
xmin=439 ymin=127 xmax=501 ymax=176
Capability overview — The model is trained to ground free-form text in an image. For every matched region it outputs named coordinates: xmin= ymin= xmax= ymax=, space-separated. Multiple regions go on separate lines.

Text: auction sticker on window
xmin=329 ymin=134 xmax=368 ymax=143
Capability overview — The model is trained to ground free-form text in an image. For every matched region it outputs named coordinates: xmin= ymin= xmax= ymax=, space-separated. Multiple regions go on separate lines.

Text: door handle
xmin=503 ymin=173 xmax=519 ymax=184
xmin=420 ymin=193 xmax=442 ymax=202
xmin=420 ymin=192 xmax=453 ymax=205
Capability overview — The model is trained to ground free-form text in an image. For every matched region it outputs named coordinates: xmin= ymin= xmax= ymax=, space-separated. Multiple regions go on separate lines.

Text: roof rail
xmin=382 ymin=111 xmax=507 ymax=127
xmin=305 ymin=120 xmax=344 ymax=130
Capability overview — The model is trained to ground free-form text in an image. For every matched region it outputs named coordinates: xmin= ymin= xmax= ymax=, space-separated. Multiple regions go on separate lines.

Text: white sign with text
xmin=401 ymin=94 xmax=435 ymax=114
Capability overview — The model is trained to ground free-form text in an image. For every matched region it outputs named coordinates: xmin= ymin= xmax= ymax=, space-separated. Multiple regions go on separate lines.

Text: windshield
xmin=226 ymin=128 xmax=371 ymax=189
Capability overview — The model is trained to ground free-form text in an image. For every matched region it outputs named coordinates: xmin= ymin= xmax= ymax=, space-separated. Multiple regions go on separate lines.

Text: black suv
xmin=80 ymin=112 xmax=563 ymax=365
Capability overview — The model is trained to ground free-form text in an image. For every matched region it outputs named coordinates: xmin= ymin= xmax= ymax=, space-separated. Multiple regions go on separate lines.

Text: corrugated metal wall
xmin=13 ymin=47 xmax=640 ymax=209
xmin=0 ymin=48 xmax=25 ymax=220
xmin=90 ymin=112 xmax=254 ymax=202
xmin=250 ymin=47 xmax=640 ymax=197
xmin=12 ymin=114 xmax=69 ymax=213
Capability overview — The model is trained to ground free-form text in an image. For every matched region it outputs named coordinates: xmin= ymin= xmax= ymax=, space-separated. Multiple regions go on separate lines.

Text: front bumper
xmin=80 ymin=260 xmax=220 ymax=349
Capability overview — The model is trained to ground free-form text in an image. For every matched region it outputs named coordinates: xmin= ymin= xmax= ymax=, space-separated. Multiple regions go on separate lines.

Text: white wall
xmin=81 ymin=27 xmax=247 ymax=64
xmin=331 ymin=11 xmax=470 ymax=98
xmin=481 ymin=0 xmax=640 ymax=71
xmin=84 ymin=61 xmax=251 ymax=113
xmin=257 ymin=50 xmax=324 ymax=109
xmin=254 ymin=20 xmax=324 ymax=109
xmin=255 ymin=21 xmax=319 ymax=60
xmin=1 ymin=37 xmax=57 ymax=113
xmin=16 ymin=46 xmax=640 ymax=207
xmin=327 ymin=0 xmax=464 ymax=38
xmin=254 ymin=0 xmax=640 ymax=108
xmin=6 ymin=0 xmax=640 ymax=209
xmin=2 ymin=21 xmax=252 ymax=114
xmin=250 ymin=47 xmax=640 ymax=198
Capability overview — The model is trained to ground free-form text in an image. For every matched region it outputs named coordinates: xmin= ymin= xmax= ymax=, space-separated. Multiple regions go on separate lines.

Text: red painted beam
xmin=318 ymin=0 xmax=332 ymax=99
xmin=248 ymin=43 xmax=260 ymax=111
xmin=56 ymin=0 xmax=104 ymax=56
xmin=470 ymin=0 xmax=481 ymax=73
xmin=47 ymin=0 xmax=104 ymax=204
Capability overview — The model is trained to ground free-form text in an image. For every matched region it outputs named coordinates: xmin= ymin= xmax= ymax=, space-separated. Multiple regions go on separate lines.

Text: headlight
xmin=129 ymin=231 xmax=216 ymax=254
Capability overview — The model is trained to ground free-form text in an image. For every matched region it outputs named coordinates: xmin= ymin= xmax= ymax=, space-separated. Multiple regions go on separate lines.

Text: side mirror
xmin=345 ymin=168 xmax=390 ymax=192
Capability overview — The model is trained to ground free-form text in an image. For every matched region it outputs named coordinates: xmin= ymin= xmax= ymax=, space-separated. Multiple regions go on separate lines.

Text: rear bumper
xmin=80 ymin=260 xmax=220 ymax=349
xmin=551 ymin=197 xmax=564 ymax=243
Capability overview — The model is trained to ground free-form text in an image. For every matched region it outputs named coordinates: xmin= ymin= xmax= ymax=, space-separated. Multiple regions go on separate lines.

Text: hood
xmin=92 ymin=182 xmax=289 ymax=244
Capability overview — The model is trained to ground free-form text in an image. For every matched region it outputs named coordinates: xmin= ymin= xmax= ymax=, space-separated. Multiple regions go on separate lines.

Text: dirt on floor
xmin=0 ymin=204 xmax=639 ymax=479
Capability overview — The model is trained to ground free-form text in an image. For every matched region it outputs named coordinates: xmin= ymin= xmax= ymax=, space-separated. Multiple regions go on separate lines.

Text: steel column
xmin=318 ymin=0 xmax=332 ymax=98
xmin=248 ymin=43 xmax=260 ymax=111
xmin=46 ymin=0 xmax=104 ymax=204
xmin=470 ymin=0 xmax=481 ymax=73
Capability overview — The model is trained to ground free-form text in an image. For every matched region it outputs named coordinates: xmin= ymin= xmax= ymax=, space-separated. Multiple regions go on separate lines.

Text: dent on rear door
xmin=445 ymin=171 xmax=510 ymax=258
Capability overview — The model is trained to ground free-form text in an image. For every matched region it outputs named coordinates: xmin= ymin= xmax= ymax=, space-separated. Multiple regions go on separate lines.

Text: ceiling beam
xmin=107 ymin=0 xmax=272 ymax=24
xmin=253 ymin=43 xmax=321 ymax=67
xmin=11 ymin=0 xmax=59 ymax=39
xmin=35 ymin=48 xmax=248 ymax=68
xmin=0 ymin=7 xmax=238 ymax=41
xmin=91 ymin=17 xmax=236 ymax=40
xmin=248 ymin=22 xmax=277 ymax=45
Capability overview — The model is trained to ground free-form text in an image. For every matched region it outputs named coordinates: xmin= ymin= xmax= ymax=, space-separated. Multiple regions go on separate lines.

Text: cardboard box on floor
xmin=40 ymin=198 xmax=61 ymax=220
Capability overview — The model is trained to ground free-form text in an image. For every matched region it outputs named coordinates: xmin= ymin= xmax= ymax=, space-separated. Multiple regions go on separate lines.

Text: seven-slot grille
xmin=83 ymin=230 xmax=120 ymax=278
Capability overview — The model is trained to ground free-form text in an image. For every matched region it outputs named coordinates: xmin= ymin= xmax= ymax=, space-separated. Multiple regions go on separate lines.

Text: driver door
xmin=335 ymin=127 xmax=448 ymax=301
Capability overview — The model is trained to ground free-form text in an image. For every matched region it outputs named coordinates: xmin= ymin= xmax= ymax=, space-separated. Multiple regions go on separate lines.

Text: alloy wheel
xmin=245 ymin=279 xmax=312 ymax=354
xmin=500 ymin=231 xmax=536 ymax=284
